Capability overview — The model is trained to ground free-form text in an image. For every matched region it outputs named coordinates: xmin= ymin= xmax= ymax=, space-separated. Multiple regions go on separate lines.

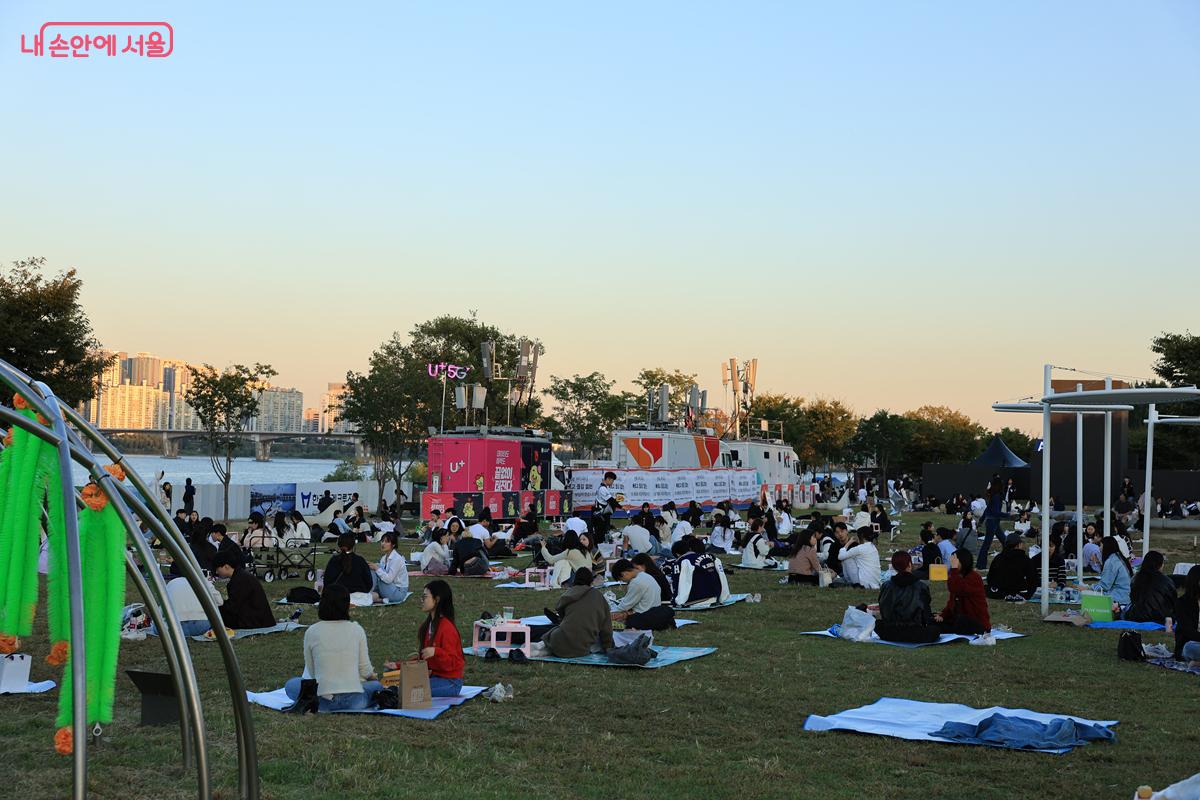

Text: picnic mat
xmin=518 ymin=615 xmax=698 ymax=628
xmin=247 ymin=685 xmax=485 ymax=719
xmin=803 ymin=697 xmax=1117 ymax=754
xmin=1147 ymin=657 xmax=1200 ymax=676
xmin=672 ymin=593 xmax=750 ymax=611
xmin=407 ymin=571 xmax=504 ymax=579
xmin=0 ymin=679 xmax=56 ymax=695
xmin=463 ymin=645 xmax=716 ymax=669
xmin=495 ymin=581 xmax=623 ymax=589
xmin=191 ymin=621 xmax=306 ymax=642
xmin=799 ymin=627 xmax=1025 ymax=649
xmin=276 ymin=593 xmax=411 ymax=607
xmin=728 ymin=562 xmax=785 ymax=571
xmin=1086 ymin=620 xmax=1166 ymax=631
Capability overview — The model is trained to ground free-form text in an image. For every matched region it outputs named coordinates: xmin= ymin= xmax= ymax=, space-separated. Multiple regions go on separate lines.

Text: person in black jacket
xmin=172 ymin=519 xmax=217 ymax=578
xmin=683 ymin=501 xmax=703 ymax=527
xmin=213 ymin=551 xmax=275 ymax=629
xmin=631 ymin=503 xmax=656 ymax=531
xmin=1174 ymin=565 xmax=1200 ymax=662
xmin=450 ymin=528 xmax=489 ymax=575
xmin=210 ymin=523 xmax=244 ymax=564
xmin=876 ymin=552 xmax=938 ymax=644
xmin=985 ymin=535 xmax=1037 ymax=599
xmin=913 ymin=525 xmax=941 ymax=580
xmin=1125 ymin=551 xmax=1178 ymax=624
xmin=323 ymin=534 xmax=373 ymax=593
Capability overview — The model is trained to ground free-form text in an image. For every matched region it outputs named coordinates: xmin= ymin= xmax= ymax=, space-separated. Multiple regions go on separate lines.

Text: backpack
xmin=1117 ymin=630 xmax=1145 ymax=661
xmin=286 ymin=587 xmax=321 ymax=605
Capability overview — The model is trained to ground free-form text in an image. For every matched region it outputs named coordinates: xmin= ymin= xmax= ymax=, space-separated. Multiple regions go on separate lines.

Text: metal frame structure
xmin=994 ymin=365 xmax=1200 ymax=616
xmin=1141 ymin=411 xmax=1200 ymax=557
xmin=0 ymin=358 xmax=259 ymax=800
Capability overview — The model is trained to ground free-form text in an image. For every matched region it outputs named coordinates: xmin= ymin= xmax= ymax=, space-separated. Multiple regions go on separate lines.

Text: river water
xmin=70 ymin=454 xmax=347 ymax=487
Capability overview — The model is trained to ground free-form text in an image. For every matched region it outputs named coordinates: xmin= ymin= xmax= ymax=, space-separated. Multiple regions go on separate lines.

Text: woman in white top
xmin=419 ymin=528 xmax=451 ymax=575
xmin=283 ymin=585 xmax=382 ymax=712
xmin=739 ymin=519 xmax=776 ymax=569
xmin=837 ymin=531 xmax=882 ymax=589
xmin=670 ymin=519 xmax=694 ymax=545
xmin=371 ymin=532 xmax=409 ymax=603
xmin=289 ymin=510 xmax=312 ymax=545
xmin=154 ymin=575 xmax=224 ymax=637
xmin=707 ymin=515 xmax=735 ymax=554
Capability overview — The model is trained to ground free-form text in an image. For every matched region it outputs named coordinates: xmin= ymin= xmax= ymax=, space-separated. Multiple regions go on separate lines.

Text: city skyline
xmin=3 ymin=2 xmax=1198 ymax=435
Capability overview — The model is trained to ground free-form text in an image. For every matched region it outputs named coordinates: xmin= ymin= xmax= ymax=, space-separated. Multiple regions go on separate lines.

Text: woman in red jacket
xmin=385 ymin=579 xmax=464 ymax=696
xmin=935 ymin=548 xmax=991 ymax=634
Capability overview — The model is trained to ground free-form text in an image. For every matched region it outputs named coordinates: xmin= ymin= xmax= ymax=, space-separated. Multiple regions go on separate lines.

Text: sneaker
xmin=752 ymin=593 xmax=762 ymax=603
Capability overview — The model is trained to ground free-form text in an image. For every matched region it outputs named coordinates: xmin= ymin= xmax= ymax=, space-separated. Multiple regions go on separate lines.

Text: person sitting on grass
xmin=370 ymin=532 xmax=409 ymax=604
xmin=739 ymin=518 xmax=776 ymax=569
xmin=420 ymin=527 xmax=452 ymax=576
xmin=707 ymin=514 xmax=735 ymax=554
xmin=955 ymin=511 xmax=979 ymax=561
xmin=540 ymin=530 xmax=590 ymax=588
xmin=531 ymin=568 xmax=615 ymax=658
xmin=934 ymin=548 xmax=990 ymax=634
xmin=1047 ymin=533 xmax=1067 ymax=588
xmin=472 ymin=518 xmax=514 ymax=560
xmin=323 ymin=534 xmax=373 ymax=594
xmin=212 ymin=550 xmax=275 ymax=630
xmin=1172 ymin=565 xmax=1200 ymax=664
xmin=283 ymin=585 xmax=383 ymax=713
xmin=1124 ymin=550 xmax=1177 ymax=624
xmin=876 ymin=551 xmax=939 ymax=644
xmin=1081 ymin=526 xmax=1103 ymax=572
xmin=786 ymin=529 xmax=820 ymax=585
xmin=384 ymin=579 xmax=464 ymax=697
xmin=913 ymin=526 xmax=941 ymax=580
xmin=1078 ymin=536 xmax=1133 ymax=611
xmin=985 ymin=534 xmax=1037 ymax=600
xmin=610 ymin=559 xmax=676 ymax=631
xmin=936 ymin=527 xmax=957 ymax=565
xmin=669 ymin=539 xmax=731 ymax=607
xmin=632 ymin=553 xmax=674 ymax=605
xmin=819 ymin=522 xmax=849 ymax=576
xmin=210 ymin=523 xmax=244 ymax=564
xmin=450 ymin=523 xmax=490 ymax=576
xmin=621 ymin=518 xmax=657 ymax=556
xmin=835 ymin=527 xmax=882 ymax=589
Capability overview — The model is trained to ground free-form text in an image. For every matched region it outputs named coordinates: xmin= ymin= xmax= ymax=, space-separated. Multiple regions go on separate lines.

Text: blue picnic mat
xmin=804 ymin=697 xmax=1117 ymax=754
xmin=191 ymin=621 xmax=306 ymax=641
xmin=1086 ymin=620 xmax=1165 ymax=631
xmin=247 ymin=685 xmax=484 ymax=719
xmin=799 ymin=627 xmax=1025 ymax=649
xmin=1147 ymin=657 xmax=1200 ymax=676
xmin=673 ymin=593 xmax=750 ymax=611
xmin=463 ymin=645 xmax=715 ymax=669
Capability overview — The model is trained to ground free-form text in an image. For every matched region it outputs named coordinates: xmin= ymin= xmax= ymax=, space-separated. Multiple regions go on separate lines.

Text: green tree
xmin=903 ymin=405 xmax=988 ymax=466
xmin=0 ymin=257 xmax=114 ymax=406
xmin=848 ymin=410 xmax=912 ymax=480
xmin=799 ymin=398 xmax=858 ymax=472
xmin=408 ymin=314 xmax=544 ymax=427
xmin=1150 ymin=331 xmax=1200 ymax=386
xmin=323 ymin=458 xmax=365 ymax=482
xmin=632 ymin=367 xmax=698 ymax=422
xmin=1125 ymin=332 xmax=1200 ymax=468
xmin=540 ymin=372 xmax=631 ymax=457
xmin=747 ymin=392 xmax=807 ymax=456
xmin=185 ymin=362 xmax=276 ymax=520
xmin=342 ymin=335 xmax=430 ymax=512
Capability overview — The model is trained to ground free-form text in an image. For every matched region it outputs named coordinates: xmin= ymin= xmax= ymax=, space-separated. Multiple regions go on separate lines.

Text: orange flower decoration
xmin=46 ymin=641 xmax=69 ymax=667
xmin=55 ymin=726 xmax=73 ymax=755
xmin=81 ymin=483 xmax=109 ymax=512
xmin=103 ymin=463 xmax=126 ymax=482
xmin=12 ymin=393 xmax=29 ymax=410
xmin=36 ymin=412 xmax=49 ymax=425
xmin=0 ymin=634 xmax=17 ymax=655
xmin=2 ymin=431 xmax=11 ymax=447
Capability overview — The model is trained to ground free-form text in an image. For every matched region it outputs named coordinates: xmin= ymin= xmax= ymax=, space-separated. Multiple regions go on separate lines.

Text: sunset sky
xmin=2 ymin=1 xmax=1198 ymax=433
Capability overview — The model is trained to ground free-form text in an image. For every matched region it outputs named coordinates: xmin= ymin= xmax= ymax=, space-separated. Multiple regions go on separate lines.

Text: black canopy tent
xmin=971 ymin=435 xmax=1029 ymax=468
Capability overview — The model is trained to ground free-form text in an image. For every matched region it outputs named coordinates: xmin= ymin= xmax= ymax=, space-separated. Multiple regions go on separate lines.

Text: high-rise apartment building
xmin=319 ymin=382 xmax=355 ymax=434
xmin=251 ymin=386 xmax=304 ymax=433
xmin=303 ymin=407 xmax=321 ymax=433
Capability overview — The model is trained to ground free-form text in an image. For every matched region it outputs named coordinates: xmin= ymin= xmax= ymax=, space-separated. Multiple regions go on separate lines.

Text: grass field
xmin=3 ymin=512 xmax=1198 ymax=799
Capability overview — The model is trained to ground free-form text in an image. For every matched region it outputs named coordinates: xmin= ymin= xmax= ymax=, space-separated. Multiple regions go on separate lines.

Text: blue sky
xmin=1 ymin=1 xmax=1197 ymax=430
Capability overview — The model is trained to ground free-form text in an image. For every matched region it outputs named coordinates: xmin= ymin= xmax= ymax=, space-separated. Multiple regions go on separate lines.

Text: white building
xmin=303 ymin=407 xmax=321 ymax=432
xmin=94 ymin=383 xmax=169 ymax=429
xmin=320 ymin=382 xmax=354 ymax=434
xmin=251 ymin=386 xmax=304 ymax=432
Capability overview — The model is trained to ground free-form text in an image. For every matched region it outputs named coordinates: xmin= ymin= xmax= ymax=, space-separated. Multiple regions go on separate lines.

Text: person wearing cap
xmin=876 ymin=552 xmax=939 ymax=644
xmin=985 ymin=534 xmax=1038 ymax=599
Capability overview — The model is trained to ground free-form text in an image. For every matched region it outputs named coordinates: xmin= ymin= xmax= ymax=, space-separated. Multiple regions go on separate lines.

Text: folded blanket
xmin=1086 ymin=620 xmax=1165 ymax=631
xmin=191 ymin=621 xmax=306 ymax=641
xmin=276 ymin=593 xmax=411 ymax=607
xmin=496 ymin=581 xmax=623 ymax=589
xmin=246 ymin=685 xmax=484 ymax=720
xmin=803 ymin=697 xmax=1118 ymax=754
xmin=799 ymin=627 xmax=1025 ymax=649
xmin=463 ymin=645 xmax=715 ymax=669
xmin=0 ymin=679 xmax=55 ymax=695
xmin=672 ymin=593 xmax=750 ymax=611
xmin=1147 ymin=657 xmax=1200 ymax=676
xmin=932 ymin=712 xmax=1116 ymax=751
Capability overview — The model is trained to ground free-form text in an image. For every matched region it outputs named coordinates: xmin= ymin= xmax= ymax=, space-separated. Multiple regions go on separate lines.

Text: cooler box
xmin=1080 ymin=591 xmax=1114 ymax=622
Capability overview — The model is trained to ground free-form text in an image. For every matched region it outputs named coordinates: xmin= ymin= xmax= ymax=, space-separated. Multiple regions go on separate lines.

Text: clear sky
xmin=2 ymin=1 xmax=1198 ymax=433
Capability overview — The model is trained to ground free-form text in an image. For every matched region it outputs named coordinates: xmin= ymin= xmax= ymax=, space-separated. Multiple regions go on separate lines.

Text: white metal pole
xmin=1143 ymin=404 xmax=1156 ymax=557
xmin=439 ymin=373 xmax=447 ymax=433
xmin=1103 ymin=376 xmax=1112 ymax=537
xmin=1041 ymin=365 xmax=1052 ymax=616
xmin=1075 ymin=383 xmax=1084 ymax=585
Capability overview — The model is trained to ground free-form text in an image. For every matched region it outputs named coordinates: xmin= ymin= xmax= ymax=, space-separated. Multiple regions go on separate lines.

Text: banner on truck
xmin=569 ymin=468 xmax=760 ymax=515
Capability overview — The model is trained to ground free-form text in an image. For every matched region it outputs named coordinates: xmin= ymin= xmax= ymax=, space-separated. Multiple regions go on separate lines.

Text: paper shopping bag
xmin=399 ymin=659 xmax=432 ymax=709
